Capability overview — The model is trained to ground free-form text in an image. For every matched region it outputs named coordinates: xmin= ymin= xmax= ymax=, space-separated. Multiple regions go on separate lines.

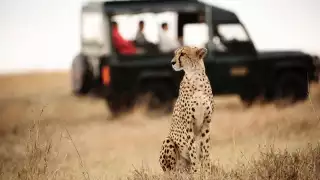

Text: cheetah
xmin=159 ymin=46 xmax=215 ymax=176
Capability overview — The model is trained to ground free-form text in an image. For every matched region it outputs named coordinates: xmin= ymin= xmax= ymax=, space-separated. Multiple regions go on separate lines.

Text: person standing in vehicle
xmin=111 ymin=21 xmax=137 ymax=55
xmin=158 ymin=22 xmax=180 ymax=53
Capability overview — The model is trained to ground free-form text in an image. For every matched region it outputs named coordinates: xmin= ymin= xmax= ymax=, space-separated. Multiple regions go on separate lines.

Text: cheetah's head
xmin=171 ymin=46 xmax=207 ymax=72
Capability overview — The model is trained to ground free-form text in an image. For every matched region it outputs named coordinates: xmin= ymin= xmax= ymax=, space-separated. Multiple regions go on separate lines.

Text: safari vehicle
xmin=71 ymin=0 xmax=320 ymax=115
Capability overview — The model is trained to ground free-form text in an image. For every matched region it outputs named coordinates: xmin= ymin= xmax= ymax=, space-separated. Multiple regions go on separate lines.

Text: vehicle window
xmin=111 ymin=12 xmax=177 ymax=43
xmin=181 ymin=22 xmax=252 ymax=54
xmin=213 ymin=23 xmax=255 ymax=54
xmin=82 ymin=12 xmax=104 ymax=46
xmin=111 ymin=11 xmax=180 ymax=56
xmin=182 ymin=23 xmax=208 ymax=48
xmin=81 ymin=12 xmax=110 ymax=55
xmin=216 ymin=24 xmax=249 ymax=42
xmin=182 ymin=22 xmax=229 ymax=53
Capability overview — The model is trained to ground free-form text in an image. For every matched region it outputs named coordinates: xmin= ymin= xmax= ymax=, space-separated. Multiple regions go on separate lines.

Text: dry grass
xmin=1 ymin=115 xmax=320 ymax=180
xmin=0 ymin=72 xmax=319 ymax=180
xmin=128 ymin=143 xmax=320 ymax=180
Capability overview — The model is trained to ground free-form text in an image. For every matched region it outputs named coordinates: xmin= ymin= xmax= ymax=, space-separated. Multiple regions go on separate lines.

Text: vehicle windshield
xmin=212 ymin=23 xmax=250 ymax=52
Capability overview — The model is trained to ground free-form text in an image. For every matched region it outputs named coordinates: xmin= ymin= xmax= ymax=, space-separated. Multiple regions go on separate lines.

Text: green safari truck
xmin=71 ymin=0 xmax=320 ymax=116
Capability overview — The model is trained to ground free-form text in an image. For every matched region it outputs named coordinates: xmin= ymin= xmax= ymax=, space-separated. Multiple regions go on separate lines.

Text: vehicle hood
xmin=258 ymin=50 xmax=310 ymax=59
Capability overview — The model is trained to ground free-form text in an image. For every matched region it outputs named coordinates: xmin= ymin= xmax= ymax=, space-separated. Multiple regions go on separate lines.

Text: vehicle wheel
xmin=146 ymin=81 xmax=175 ymax=112
xmin=71 ymin=54 xmax=93 ymax=95
xmin=105 ymin=95 xmax=133 ymax=118
xmin=274 ymin=71 xmax=308 ymax=106
xmin=240 ymin=94 xmax=255 ymax=107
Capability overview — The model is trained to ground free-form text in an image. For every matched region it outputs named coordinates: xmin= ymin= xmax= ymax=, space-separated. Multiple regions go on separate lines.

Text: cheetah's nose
xmin=171 ymin=61 xmax=176 ymax=65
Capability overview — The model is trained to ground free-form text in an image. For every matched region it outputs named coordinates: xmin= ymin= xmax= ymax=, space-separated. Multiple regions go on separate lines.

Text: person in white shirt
xmin=158 ymin=22 xmax=181 ymax=53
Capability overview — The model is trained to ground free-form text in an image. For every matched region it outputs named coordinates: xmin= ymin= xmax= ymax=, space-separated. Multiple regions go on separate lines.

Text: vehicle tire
xmin=240 ymin=94 xmax=255 ymax=107
xmin=135 ymin=79 xmax=175 ymax=113
xmin=239 ymin=80 xmax=261 ymax=107
xmin=105 ymin=95 xmax=133 ymax=118
xmin=274 ymin=71 xmax=308 ymax=106
xmin=145 ymin=80 xmax=175 ymax=112
xmin=71 ymin=54 xmax=93 ymax=95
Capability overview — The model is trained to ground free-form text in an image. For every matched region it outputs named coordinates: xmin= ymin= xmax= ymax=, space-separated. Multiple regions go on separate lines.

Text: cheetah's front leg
xmin=188 ymin=119 xmax=212 ymax=179
xmin=188 ymin=137 xmax=201 ymax=179
xmin=159 ymin=137 xmax=178 ymax=173
xmin=199 ymin=121 xmax=212 ymax=177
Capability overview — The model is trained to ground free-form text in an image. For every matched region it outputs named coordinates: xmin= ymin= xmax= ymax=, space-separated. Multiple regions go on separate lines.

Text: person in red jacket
xmin=111 ymin=21 xmax=137 ymax=55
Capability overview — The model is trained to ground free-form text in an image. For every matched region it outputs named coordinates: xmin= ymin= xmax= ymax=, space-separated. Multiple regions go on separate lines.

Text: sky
xmin=0 ymin=0 xmax=319 ymax=74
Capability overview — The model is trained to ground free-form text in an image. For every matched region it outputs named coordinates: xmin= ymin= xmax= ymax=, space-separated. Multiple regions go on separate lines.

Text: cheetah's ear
xmin=196 ymin=47 xmax=207 ymax=59
xmin=174 ymin=47 xmax=182 ymax=55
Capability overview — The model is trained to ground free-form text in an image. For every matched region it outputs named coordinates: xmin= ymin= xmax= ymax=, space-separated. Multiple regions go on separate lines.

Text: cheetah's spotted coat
xmin=159 ymin=46 xmax=215 ymax=176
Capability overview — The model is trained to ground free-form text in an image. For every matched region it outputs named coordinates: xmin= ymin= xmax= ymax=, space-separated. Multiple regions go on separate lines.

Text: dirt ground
xmin=0 ymin=72 xmax=320 ymax=179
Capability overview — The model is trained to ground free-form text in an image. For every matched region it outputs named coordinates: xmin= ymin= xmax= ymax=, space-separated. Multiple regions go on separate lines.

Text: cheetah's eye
xmin=180 ymin=52 xmax=185 ymax=56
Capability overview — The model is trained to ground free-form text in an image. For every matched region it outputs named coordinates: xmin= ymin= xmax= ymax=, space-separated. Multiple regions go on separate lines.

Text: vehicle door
xmin=205 ymin=23 xmax=260 ymax=95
